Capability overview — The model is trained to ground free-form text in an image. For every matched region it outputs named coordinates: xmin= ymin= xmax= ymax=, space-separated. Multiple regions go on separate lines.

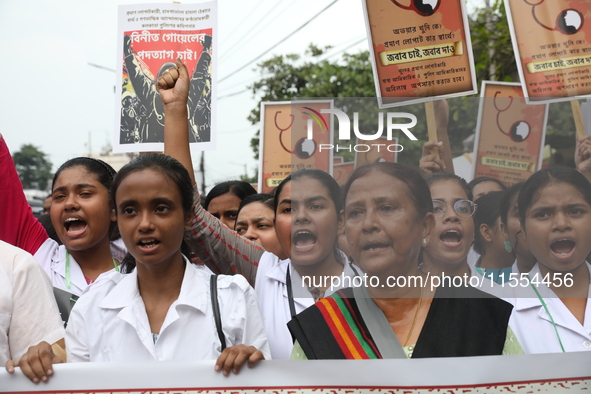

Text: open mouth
xmin=550 ymin=239 xmax=575 ymax=256
xmin=440 ymin=230 xmax=462 ymax=246
xmin=138 ymin=239 xmax=161 ymax=249
xmin=292 ymin=231 xmax=317 ymax=252
xmin=362 ymin=242 xmax=389 ymax=252
xmin=64 ymin=217 xmax=88 ymax=235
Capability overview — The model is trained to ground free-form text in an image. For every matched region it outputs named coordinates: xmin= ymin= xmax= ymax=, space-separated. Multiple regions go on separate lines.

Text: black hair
xmin=425 ymin=172 xmax=473 ymax=201
xmin=468 ymin=176 xmax=507 ymax=193
xmin=203 ymin=180 xmax=257 ymax=210
xmin=499 ymin=182 xmax=524 ymax=226
xmin=473 ymin=191 xmax=504 ymax=255
xmin=237 ymin=193 xmax=273 ymax=215
xmin=110 ymin=153 xmax=194 ymax=273
xmin=52 ymin=157 xmax=119 ymax=241
xmin=274 ymin=169 xmax=343 ymax=215
xmin=518 ymin=166 xmax=591 ymax=226
xmin=343 ymin=162 xmax=433 ymax=219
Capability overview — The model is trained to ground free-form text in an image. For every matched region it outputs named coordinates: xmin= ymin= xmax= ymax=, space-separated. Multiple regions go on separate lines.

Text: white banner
xmin=2 ymin=352 xmax=590 ymax=393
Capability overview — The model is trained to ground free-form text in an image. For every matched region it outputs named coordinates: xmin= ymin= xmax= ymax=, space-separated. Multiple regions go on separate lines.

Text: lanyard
xmin=65 ymin=251 xmax=120 ymax=291
xmin=528 ymin=276 xmax=566 ymax=353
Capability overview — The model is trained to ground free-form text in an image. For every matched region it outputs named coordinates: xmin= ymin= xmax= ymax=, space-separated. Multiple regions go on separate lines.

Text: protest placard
xmin=258 ymin=101 xmax=333 ymax=193
xmin=361 ymin=0 xmax=477 ymax=108
xmin=113 ymin=2 xmax=216 ymax=152
xmin=333 ymin=162 xmax=355 ymax=186
xmin=2 ymin=353 xmax=590 ymax=393
xmin=505 ymin=0 xmax=591 ymax=103
xmin=354 ymin=137 xmax=399 ymax=168
xmin=473 ymin=81 xmax=548 ymax=186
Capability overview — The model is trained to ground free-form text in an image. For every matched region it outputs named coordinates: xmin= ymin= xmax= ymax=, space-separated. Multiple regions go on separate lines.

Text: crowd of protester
xmin=1 ymin=60 xmax=590 ymax=385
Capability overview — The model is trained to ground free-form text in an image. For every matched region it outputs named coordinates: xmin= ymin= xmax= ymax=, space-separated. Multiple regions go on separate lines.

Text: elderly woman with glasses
xmin=421 ymin=173 xmax=477 ymax=278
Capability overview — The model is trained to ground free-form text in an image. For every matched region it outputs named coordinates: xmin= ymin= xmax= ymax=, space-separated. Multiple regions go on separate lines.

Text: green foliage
xmin=247 ymin=1 xmax=539 ymax=167
xmin=469 ymin=0 xmax=518 ymax=82
xmin=13 ymin=144 xmax=53 ymax=190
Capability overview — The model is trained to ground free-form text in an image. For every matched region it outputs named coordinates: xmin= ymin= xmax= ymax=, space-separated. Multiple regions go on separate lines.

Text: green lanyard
xmin=65 ymin=251 xmax=120 ymax=291
xmin=528 ymin=276 xmax=566 ymax=353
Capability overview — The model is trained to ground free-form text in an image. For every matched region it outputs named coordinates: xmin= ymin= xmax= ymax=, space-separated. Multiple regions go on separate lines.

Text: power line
xmin=219 ymin=0 xmax=267 ymax=47
xmin=217 ymin=36 xmax=367 ymax=101
xmin=218 ymin=88 xmax=250 ymax=99
xmin=218 ymin=0 xmax=340 ymax=83
xmin=220 ymin=0 xmax=291 ymax=62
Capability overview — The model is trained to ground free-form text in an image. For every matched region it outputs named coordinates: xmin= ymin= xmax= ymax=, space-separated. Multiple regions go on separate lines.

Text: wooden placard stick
xmin=425 ymin=100 xmax=455 ymax=173
xmin=571 ymin=99 xmax=586 ymax=139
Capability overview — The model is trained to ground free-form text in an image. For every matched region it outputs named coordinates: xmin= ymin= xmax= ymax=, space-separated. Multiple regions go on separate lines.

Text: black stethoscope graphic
xmin=494 ymin=91 xmax=531 ymax=143
xmin=391 ymin=0 xmax=440 ymax=16
xmin=524 ymin=0 xmax=584 ymax=35
xmin=274 ymin=111 xmax=316 ymax=159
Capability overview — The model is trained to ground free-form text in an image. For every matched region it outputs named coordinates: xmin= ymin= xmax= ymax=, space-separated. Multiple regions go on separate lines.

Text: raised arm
xmin=0 ymin=135 xmax=49 ymax=254
xmin=159 ymin=61 xmax=264 ymax=285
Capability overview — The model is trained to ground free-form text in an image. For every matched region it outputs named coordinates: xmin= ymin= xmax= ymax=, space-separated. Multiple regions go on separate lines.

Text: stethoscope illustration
xmin=524 ymin=0 xmax=584 ymax=35
xmin=391 ymin=0 xmax=440 ymax=16
xmin=494 ymin=91 xmax=531 ymax=143
xmin=274 ymin=111 xmax=316 ymax=159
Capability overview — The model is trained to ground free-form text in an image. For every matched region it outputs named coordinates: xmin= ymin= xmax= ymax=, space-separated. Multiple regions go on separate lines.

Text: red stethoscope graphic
xmin=274 ymin=111 xmax=316 ymax=159
xmin=494 ymin=91 xmax=531 ymax=143
xmin=523 ymin=0 xmax=584 ymax=35
xmin=391 ymin=0 xmax=440 ymax=16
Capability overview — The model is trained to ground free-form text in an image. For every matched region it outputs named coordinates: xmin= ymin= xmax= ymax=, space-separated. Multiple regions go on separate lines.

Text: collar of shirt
xmin=97 ymin=256 xmax=208 ymax=313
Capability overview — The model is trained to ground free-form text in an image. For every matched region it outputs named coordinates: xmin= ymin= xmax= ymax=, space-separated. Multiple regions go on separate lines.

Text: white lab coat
xmin=255 ymin=251 xmax=361 ymax=360
xmin=66 ymin=258 xmax=270 ymax=362
xmin=506 ymin=262 xmax=591 ymax=354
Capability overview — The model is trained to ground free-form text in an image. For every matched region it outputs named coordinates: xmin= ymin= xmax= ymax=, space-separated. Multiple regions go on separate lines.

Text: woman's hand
xmin=5 ymin=340 xmax=64 ymax=383
xmin=157 ymin=58 xmax=190 ymax=108
xmin=419 ymin=141 xmax=446 ymax=177
xmin=214 ymin=344 xmax=265 ymax=376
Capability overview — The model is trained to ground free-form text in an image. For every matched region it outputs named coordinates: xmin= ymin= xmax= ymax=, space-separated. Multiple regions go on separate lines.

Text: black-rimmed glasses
xmin=432 ymin=200 xmax=477 ymax=219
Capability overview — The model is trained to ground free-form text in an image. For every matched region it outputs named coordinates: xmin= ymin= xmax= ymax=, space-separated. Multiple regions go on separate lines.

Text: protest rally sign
xmin=113 ymin=2 xmax=216 ymax=152
xmin=258 ymin=101 xmax=333 ymax=193
xmin=361 ymin=0 xmax=477 ymax=108
xmin=473 ymin=81 xmax=548 ymax=186
xmin=504 ymin=0 xmax=591 ymax=103
xmin=2 ymin=353 xmax=590 ymax=393
xmin=354 ymin=137 xmax=399 ymax=168
xmin=333 ymin=161 xmax=355 ymax=186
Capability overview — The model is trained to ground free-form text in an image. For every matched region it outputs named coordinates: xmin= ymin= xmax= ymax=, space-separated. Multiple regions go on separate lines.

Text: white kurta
xmin=66 ymin=258 xmax=270 ymax=362
xmin=506 ymin=262 xmax=591 ymax=354
xmin=0 ymin=241 xmax=64 ymax=365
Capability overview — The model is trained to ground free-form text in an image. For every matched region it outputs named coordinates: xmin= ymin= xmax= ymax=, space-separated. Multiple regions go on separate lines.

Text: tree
xmin=13 ymin=144 xmax=53 ymax=190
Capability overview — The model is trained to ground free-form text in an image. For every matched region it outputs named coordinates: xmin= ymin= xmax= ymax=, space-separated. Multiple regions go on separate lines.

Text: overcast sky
xmin=0 ymin=0 xmax=482 ymax=190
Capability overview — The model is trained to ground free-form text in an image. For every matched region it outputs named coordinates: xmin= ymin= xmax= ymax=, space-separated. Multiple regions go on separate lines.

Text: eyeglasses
xmin=432 ymin=200 xmax=477 ymax=219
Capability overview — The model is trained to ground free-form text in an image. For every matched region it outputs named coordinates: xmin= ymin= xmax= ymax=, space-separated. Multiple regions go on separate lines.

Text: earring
xmin=422 ymin=238 xmax=427 ymax=246
xmin=504 ymin=240 xmax=513 ymax=253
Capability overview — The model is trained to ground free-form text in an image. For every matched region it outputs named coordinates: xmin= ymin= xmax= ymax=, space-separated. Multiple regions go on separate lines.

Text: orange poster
xmin=362 ymin=0 xmax=477 ymax=108
xmin=333 ymin=162 xmax=355 ymax=186
xmin=355 ymin=137 xmax=400 ymax=167
xmin=258 ymin=101 xmax=333 ymax=193
xmin=473 ymin=82 xmax=548 ymax=186
xmin=505 ymin=0 xmax=591 ymax=103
